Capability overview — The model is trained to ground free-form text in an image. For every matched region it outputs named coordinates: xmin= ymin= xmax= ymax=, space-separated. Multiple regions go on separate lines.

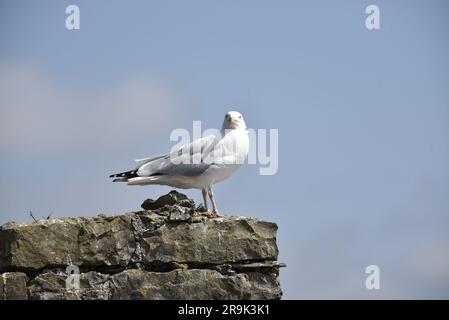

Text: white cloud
xmin=0 ymin=64 xmax=182 ymax=156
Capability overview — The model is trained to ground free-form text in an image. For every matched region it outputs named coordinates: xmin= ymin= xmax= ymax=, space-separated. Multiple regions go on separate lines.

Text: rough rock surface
xmin=1 ymin=272 xmax=28 ymax=300
xmin=0 ymin=190 xmax=284 ymax=300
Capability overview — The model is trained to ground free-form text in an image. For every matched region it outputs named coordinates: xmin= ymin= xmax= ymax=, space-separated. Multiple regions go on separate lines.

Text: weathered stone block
xmin=0 ymin=191 xmax=284 ymax=300
xmin=0 ymin=272 xmax=27 ymax=300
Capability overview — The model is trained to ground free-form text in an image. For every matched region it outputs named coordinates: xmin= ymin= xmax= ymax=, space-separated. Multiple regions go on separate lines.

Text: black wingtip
xmin=109 ymin=170 xmax=138 ymax=179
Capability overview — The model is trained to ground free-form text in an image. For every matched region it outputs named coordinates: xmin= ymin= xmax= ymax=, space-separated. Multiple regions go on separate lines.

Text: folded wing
xmin=136 ymin=134 xmax=219 ymax=177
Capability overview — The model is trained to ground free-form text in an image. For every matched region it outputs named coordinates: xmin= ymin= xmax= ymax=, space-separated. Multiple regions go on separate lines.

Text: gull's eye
xmin=239 ymin=115 xmax=242 ymax=119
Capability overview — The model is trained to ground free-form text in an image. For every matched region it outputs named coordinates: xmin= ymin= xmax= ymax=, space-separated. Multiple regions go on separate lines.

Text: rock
xmin=133 ymin=211 xmax=167 ymax=233
xmin=0 ymin=215 xmax=136 ymax=271
xmin=109 ymin=269 xmax=281 ymax=300
xmin=28 ymin=271 xmax=110 ymax=300
xmin=27 ymin=271 xmax=67 ymax=300
xmin=141 ymin=190 xmax=195 ymax=210
xmin=0 ymin=272 xmax=28 ymax=300
xmin=139 ymin=216 xmax=278 ymax=266
xmin=167 ymin=205 xmax=193 ymax=222
xmin=0 ymin=190 xmax=284 ymax=299
xmin=24 ymin=268 xmax=282 ymax=300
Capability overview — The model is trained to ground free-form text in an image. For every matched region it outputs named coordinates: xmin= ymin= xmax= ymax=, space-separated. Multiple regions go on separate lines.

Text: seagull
xmin=109 ymin=111 xmax=249 ymax=216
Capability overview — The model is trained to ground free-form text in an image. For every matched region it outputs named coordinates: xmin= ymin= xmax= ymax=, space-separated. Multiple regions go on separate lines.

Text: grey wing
xmin=136 ymin=134 xmax=218 ymax=177
xmin=157 ymin=162 xmax=211 ymax=177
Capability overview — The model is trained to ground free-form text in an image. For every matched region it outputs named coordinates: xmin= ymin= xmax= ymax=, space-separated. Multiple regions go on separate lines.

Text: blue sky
xmin=1 ymin=0 xmax=449 ymax=298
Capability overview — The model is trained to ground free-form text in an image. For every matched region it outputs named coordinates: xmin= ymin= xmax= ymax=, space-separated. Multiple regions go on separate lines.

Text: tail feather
xmin=109 ymin=170 xmax=138 ymax=180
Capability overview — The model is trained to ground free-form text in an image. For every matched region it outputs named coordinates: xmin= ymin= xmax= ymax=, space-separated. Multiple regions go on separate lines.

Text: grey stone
xmin=141 ymin=190 xmax=195 ymax=210
xmin=28 ymin=271 xmax=110 ymax=300
xmin=0 ymin=190 xmax=284 ymax=300
xmin=168 ymin=205 xmax=193 ymax=222
xmin=24 ymin=268 xmax=281 ymax=300
xmin=139 ymin=216 xmax=278 ymax=266
xmin=109 ymin=269 xmax=281 ymax=300
xmin=0 ymin=214 xmax=136 ymax=271
xmin=0 ymin=272 xmax=27 ymax=300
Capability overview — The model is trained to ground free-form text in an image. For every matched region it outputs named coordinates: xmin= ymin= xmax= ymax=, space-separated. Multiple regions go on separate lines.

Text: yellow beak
xmin=229 ymin=117 xmax=238 ymax=125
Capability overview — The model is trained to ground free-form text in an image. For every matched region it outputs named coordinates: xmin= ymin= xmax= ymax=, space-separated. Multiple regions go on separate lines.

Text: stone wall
xmin=0 ymin=191 xmax=284 ymax=300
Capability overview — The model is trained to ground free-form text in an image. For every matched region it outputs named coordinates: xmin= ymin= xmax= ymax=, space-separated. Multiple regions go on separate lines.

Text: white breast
xmin=199 ymin=128 xmax=249 ymax=186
